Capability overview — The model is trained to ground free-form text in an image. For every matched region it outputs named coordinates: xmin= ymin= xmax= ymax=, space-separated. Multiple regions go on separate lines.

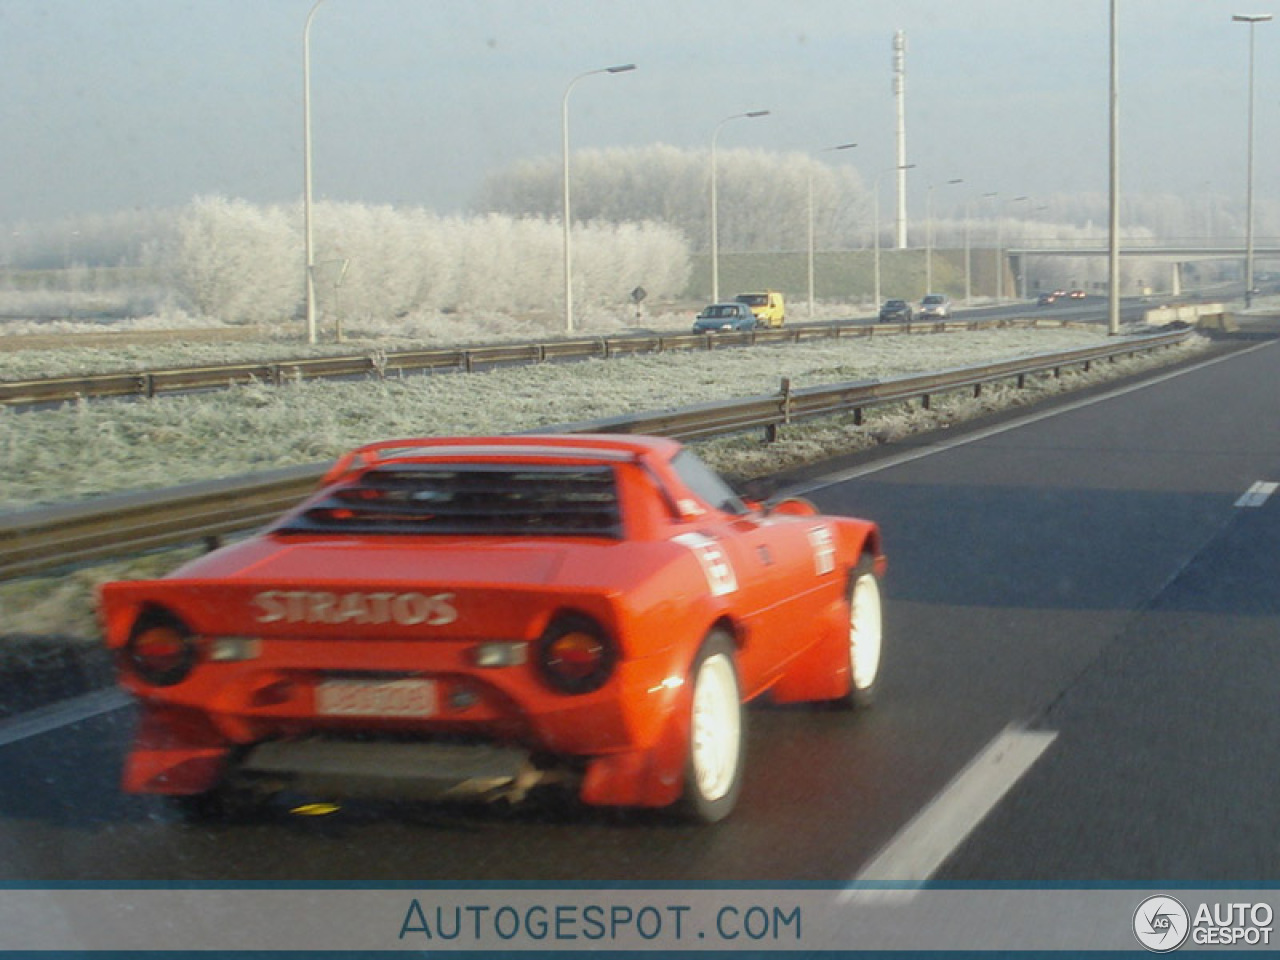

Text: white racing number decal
xmin=673 ymin=532 xmax=738 ymax=597
xmin=808 ymin=524 xmax=837 ymax=576
xmin=252 ymin=590 xmax=458 ymax=626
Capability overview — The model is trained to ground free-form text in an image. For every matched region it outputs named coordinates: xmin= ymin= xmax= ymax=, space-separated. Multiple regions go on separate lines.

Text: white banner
xmin=0 ymin=888 xmax=1275 ymax=952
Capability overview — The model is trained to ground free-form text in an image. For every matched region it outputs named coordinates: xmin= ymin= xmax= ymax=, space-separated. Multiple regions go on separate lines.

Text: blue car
xmin=693 ymin=302 xmax=758 ymax=333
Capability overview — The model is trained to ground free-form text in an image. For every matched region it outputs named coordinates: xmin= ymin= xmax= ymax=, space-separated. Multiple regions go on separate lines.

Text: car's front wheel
xmin=836 ymin=557 xmax=882 ymax=709
xmin=676 ymin=631 xmax=744 ymax=823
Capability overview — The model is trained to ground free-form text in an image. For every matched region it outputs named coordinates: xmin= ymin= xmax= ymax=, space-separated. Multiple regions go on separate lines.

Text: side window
xmin=671 ymin=450 xmax=748 ymax=515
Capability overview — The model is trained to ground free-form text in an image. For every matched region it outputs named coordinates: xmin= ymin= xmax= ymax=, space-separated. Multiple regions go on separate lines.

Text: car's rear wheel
xmin=837 ymin=557 xmax=882 ymax=709
xmin=676 ymin=631 xmax=744 ymax=824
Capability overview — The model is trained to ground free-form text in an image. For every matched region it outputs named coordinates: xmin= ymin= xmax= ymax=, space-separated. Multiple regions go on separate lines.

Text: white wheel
xmin=842 ymin=558 xmax=882 ymax=708
xmin=677 ymin=632 xmax=744 ymax=823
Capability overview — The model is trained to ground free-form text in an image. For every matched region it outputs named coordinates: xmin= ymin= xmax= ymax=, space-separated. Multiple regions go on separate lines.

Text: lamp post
xmin=873 ymin=164 xmax=915 ymax=307
xmin=807 ymin=142 xmax=857 ymax=317
xmin=981 ymin=192 xmax=997 ymax=300
xmin=562 ymin=63 xmax=635 ymax=334
xmin=996 ymin=195 xmax=1028 ymax=300
xmin=963 ymin=195 xmax=975 ymax=303
xmin=1233 ymin=13 xmax=1271 ymax=308
xmin=1109 ymin=0 xmax=1121 ymax=334
xmin=710 ymin=110 xmax=770 ymax=303
xmin=926 ymin=177 xmax=963 ymax=293
xmin=302 ymin=0 xmax=327 ymax=345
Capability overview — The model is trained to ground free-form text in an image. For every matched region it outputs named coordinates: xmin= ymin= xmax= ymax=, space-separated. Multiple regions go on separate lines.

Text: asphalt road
xmin=0 ymin=333 xmax=1277 ymax=884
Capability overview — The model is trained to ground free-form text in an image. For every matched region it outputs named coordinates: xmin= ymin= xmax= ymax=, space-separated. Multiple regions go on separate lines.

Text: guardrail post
xmin=464 ymin=351 xmax=475 ymax=373
xmin=765 ymin=377 xmax=793 ymax=443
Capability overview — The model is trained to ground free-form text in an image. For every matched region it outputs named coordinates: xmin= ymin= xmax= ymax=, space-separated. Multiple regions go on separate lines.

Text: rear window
xmin=279 ymin=463 xmax=623 ymax=538
xmin=736 ymin=294 xmax=766 ymax=306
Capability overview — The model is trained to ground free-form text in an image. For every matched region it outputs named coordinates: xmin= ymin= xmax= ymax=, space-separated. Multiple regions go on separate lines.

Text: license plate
xmin=315 ymin=678 xmax=437 ymax=718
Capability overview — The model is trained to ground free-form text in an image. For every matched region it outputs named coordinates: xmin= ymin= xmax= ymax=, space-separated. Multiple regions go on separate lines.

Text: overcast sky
xmin=0 ymin=0 xmax=1274 ymax=225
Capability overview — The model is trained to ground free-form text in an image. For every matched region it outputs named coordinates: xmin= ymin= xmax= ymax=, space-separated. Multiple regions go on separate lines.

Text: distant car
xmin=1069 ymin=289 xmax=1087 ymax=299
xmin=878 ymin=299 xmax=913 ymax=323
xmin=1037 ymin=292 xmax=1058 ymax=306
xmin=734 ymin=290 xmax=786 ymax=328
xmin=693 ymin=302 xmax=758 ymax=333
xmin=918 ymin=293 xmax=952 ymax=319
xmin=99 ymin=434 xmax=886 ymax=824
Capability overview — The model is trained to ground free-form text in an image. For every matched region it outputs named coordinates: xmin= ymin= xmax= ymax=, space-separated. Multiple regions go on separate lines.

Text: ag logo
xmin=1134 ymin=895 xmax=1190 ymax=953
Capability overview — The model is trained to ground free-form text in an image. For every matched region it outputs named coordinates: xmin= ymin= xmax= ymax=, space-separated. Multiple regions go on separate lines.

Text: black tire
xmin=835 ymin=557 xmax=883 ymax=710
xmin=675 ymin=630 xmax=745 ymax=824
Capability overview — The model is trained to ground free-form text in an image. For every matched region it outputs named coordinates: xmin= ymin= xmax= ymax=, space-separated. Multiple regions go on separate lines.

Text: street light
xmin=981 ymin=192 xmax=997 ymax=300
xmin=302 ymin=0 xmax=328 ymax=345
xmin=873 ymin=164 xmax=915 ymax=307
xmin=1233 ymin=13 xmax=1271 ymax=308
xmin=710 ymin=110 xmax=770 ymax=303
xmin=962 ymin=193 xmax=978 ymax=303
xmin=997 ymin=195 xmax=1028 ymax=300
xmin=807 ymin=142 xmax=857 ymax=317
xmin=926 ymin=178 xmax=963 ymax=293
xmin=562 ymin=63 xmax=635 ymax=334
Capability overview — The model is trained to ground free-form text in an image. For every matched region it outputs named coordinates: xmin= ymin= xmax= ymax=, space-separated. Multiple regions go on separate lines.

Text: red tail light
xmin=126 ymin=610 xmax=198 ymax=687
xmin=536 ymin=613 xmax=616 ymax=694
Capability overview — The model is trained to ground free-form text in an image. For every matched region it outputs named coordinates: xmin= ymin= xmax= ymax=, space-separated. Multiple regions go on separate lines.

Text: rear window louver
xmin=278 ymin=464 xmax=623 ymax=538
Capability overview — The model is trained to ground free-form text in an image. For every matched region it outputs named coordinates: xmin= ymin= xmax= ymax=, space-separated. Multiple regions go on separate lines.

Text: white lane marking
xmin=787 ymin=339 xmax=1277 ymax=494
xmin=1235 ymin=481 xmax=1278 ymax=508
xmin=843 ymin=725 xmax=1057 ymax=893
xmin=0 ymin=688 xmax=130 ymax=748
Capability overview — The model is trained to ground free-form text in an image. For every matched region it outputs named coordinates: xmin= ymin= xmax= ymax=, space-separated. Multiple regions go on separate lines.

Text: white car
xmin=918 ymin=293 xmax=952 ymax=319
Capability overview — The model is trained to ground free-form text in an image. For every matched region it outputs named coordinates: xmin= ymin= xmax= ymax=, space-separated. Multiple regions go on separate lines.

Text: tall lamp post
xmin=1108 ymin=0 xmax=1121 ymax=334
xmin=302 ymin=0 xmax=328 ymax=345
xmin=807 ymin=142 xmax=857 ymax=317
xmin=996 ymin=195 xmax=1028 ymax=300
xmin=981 ymin=192 xmax=997 ymax=299
xmin=710 ymin=110 xmax=770 ymax=303
xmin=873 ymin=164 xmax=915 ymax=307
xmin=963 ymin=194 xmax=977 ymax=303
xmin=562 ymin=63 xmax=635 ymax=334
xmin=926 ymin=177 xmax=963 ymax=293
xmin=1233 ymin=13 xmax=1271 ymax=308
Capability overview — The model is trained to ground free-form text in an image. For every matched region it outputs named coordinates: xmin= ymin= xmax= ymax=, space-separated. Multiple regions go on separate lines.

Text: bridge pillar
xmin=1171 ymin=261 xmax=1183 ymax=297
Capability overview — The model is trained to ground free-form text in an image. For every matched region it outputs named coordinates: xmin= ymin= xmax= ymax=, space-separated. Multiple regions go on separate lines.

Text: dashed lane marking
xmin=1235 ymin=481 xmax=1278 ymax=508
xmin=843 ymin=725 xmax=1058 ymax=892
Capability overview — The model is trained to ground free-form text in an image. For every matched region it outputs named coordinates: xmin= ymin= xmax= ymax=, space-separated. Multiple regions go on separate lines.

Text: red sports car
xmin=99 ymin=434 xmax=885 ymax=823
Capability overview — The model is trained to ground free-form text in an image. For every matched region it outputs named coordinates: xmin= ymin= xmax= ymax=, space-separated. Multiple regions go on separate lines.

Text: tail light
xmin=125 ymin=609 xmax=199 ymax=687
xmin=536 ymin=612 xmax=616 ymax=695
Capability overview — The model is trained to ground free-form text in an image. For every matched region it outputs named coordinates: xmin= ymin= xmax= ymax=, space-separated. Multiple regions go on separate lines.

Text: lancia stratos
xmin=99 ymin=434 xmax=885 ymax=823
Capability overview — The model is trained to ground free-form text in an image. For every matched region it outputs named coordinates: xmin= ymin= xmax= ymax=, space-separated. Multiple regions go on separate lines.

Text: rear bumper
xmin=119 ymin=645 xmax=696 ymax=808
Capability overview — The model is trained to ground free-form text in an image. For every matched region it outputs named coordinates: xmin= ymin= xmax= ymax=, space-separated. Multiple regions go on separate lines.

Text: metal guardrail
xmin=0 ymin=328 xmax=1191 ymax=581
xmin=0 ymin=317 xmax=1071 ymax=407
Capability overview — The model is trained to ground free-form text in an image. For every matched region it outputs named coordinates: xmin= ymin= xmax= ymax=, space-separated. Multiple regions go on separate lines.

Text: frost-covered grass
xmin=0 ymin=324 xmax=1211 ymax=642
xmin=0 ymin=306 xmax=711 ymax=379
xmin=1 ymin=326 xmax=1153 ymax=512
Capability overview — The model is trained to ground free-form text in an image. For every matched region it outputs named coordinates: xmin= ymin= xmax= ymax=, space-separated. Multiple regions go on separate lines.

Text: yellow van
xmin=734 ymin=291 xmax=786 ymax=328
